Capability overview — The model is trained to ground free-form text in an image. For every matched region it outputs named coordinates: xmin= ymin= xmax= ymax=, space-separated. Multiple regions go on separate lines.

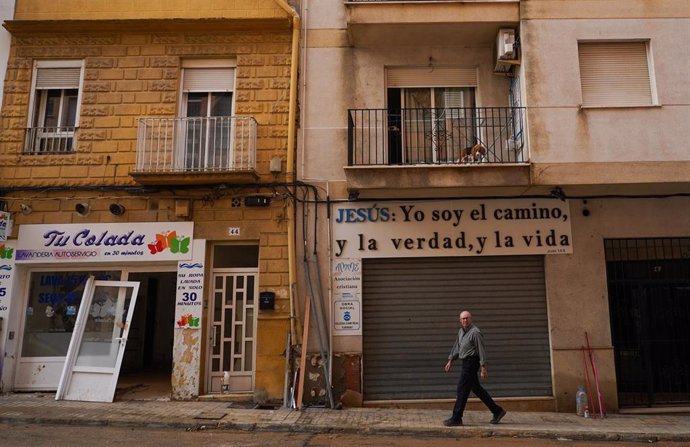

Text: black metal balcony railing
xmin=24 ymin=126 xmax=77 ymax=154
xmin=347 ymin=107 xmax=525 ymax=166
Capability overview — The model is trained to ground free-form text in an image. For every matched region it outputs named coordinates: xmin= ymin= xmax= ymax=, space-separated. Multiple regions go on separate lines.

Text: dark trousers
xmin=451 ymin=356 xmax=502 ymax=421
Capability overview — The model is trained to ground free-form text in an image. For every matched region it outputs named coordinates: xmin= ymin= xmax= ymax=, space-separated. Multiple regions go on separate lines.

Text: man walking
xmin=443 ymin=310 xmax=507 ymax=426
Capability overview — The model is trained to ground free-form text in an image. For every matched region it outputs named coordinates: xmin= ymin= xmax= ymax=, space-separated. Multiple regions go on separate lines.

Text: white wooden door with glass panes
xmin=56 ymin=277 xmax=140 ymax=402
xmin=207 ymin=271 xmax=257 ymax=393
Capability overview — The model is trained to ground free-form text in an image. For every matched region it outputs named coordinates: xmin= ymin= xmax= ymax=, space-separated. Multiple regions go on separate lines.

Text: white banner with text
xmin=331 ymin=199 xmax=573 ymax=259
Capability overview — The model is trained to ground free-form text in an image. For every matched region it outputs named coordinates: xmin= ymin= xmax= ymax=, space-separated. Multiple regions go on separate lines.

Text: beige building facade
xmin=297 ymin=0 xmax=690 ymax=413
xmin=0 ymin=1 xmax=298 ymax=402
xmin=1 ymin=0 xmax=688 ymax=413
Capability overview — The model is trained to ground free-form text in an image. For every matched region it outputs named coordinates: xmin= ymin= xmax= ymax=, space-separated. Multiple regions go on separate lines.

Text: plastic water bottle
xmin=222 ymin=371 xmax=230 ymax=393
xmin=576 ymin=385 xmax=588 ymax=416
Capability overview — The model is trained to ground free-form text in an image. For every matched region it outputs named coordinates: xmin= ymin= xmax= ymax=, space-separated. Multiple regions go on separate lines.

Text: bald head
xmin=459 ymin=311 xmax=472 ymax=329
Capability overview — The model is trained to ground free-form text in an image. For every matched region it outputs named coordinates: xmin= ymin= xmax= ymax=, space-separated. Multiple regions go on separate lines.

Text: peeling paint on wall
xmin=171 ymin=240 xmax=205 ymax=400
xmin=172 ymin=329 xmax=199 ymax=399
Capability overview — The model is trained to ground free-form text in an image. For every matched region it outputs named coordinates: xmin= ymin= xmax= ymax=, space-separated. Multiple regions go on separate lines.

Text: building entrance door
xmin=206 ymin=271 xmax=257 ymax=393
xmin=606 ymin=238 xmax=690 ymax=407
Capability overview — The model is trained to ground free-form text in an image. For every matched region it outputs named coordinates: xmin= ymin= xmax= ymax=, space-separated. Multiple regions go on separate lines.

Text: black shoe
xmin=443 ymin=417 xmax=463 ymax=427
xmin=490 ymin=408 xmax=507 ymax=424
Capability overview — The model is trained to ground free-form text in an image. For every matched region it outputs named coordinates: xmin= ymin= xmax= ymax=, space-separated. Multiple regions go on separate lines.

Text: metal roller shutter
xmin=35 ymin=68 xmax=81 ymax=89
xmin=362 ymin=256 xmax=552 ymax=401
xmin=577 ymin=41 xmax=653 ymax=107
xmin=386 ymin=67 xmax=478 ymax=88
xmin=182 ymin=68 xmax=235 ymax=92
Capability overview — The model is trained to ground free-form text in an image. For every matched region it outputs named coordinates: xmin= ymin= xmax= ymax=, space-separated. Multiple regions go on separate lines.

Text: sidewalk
xmin=1 ymin=393 xmax=689 ymax=443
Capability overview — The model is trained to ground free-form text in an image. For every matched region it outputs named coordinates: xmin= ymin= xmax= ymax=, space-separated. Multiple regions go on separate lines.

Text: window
xmin=26 ymin=60 xmax=84 ymax=153
xmin=578 ymin=41 xmax=656 ymax=107
xmin=180 ymin=60 xmax=236 ymax=170
xmin=386 ymin=67 xmax=478 ymax=164
xmin=21 ymin=270 xmax=121 ymax=357
xmin=212 ymin=244 xmax=259 ymax=268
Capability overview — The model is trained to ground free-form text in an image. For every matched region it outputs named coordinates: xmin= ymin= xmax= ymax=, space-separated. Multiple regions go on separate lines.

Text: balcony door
xmin=180 ymin=63 xmax=236 ymax=171
xmin=385 ymin=67 xmax=478 ymax=165
xmin=388 ymin=87 xmax=476 ymax=164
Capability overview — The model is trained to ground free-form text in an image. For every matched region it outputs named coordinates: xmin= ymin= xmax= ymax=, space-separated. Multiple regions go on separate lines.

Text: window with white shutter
xmin=578 ymin=41 xmax=656 ymax=107
xmin=179 ymin=60 xmax=237 ymax=170
xmin=26 ymin=60 xmax=84 ymax=153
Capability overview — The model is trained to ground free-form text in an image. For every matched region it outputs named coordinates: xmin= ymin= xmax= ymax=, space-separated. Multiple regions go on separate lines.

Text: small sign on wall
xmin=0 ymin=211 xmax=10 ymax=242
xmin=0 ymin=240 xmax=15 ymax=378
xmin=228 ymin=227 xmax=240 ymax=236
xmin=332 ymin=259 xmax=362 ymax=335
xmin=0 ymin=241 xmax=15 ymax=321
xmin=175 ymin=240 xmax=205 ymax=330
xmin=334 ymin=300 xmax=360 ymax=332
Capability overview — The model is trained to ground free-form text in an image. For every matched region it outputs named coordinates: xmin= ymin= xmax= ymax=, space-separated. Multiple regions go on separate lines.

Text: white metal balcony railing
xmin=136 ymin=116 xmax=257 ymax=174
xmin=24 ymin=126 xmax=77 ymax=154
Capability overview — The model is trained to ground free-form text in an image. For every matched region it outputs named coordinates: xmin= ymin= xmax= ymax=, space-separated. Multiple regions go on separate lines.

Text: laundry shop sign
xmin=15 ymin=222 xmax=195 ymax=263
xmin=332 ymin=199 xmax=573 ymax=259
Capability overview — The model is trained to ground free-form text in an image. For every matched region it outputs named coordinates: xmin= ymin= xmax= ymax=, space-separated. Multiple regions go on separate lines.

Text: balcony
xmin=24 ymin=126 xmax=76 ymax=154
xmin=345 ymin=106 xmax=530 ymax=191
xmin=131 ymin=116 xmax=258 ymax=186
xmin=345 ymin=1 xmax=520 ymax=47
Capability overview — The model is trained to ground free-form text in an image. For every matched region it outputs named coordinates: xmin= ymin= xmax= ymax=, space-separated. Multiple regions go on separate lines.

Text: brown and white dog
xmin=460 ymin=143 xmax=487 ymax=163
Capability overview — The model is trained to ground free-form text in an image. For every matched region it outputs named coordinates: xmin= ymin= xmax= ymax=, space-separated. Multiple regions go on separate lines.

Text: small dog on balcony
xmin=459 ymin=142 xmax=488 ymax=163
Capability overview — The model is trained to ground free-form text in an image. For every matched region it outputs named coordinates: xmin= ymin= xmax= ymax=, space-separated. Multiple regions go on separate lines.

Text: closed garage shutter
xmin=362 ymin=256 xmax=551 ymax=401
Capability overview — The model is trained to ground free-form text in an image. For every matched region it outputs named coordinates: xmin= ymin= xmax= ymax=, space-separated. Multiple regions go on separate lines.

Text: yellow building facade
xmin=0 ymin=0 xmax=298 ymax=402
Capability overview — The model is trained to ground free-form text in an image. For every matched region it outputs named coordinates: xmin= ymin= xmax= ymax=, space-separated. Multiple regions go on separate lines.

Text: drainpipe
xmin=273 ymin=0 xmax=300 ymax=347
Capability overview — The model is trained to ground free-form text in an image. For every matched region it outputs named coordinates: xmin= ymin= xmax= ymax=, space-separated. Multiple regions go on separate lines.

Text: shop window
xmin=26 ymin=60 xmax=84 ymax=154
xmin=21 ymin=271 xmax=121 ymax=357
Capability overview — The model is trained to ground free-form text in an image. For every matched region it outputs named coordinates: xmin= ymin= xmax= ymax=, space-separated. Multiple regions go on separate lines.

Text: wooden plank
xmin=296 ymin=297 xmax=311 ymax=410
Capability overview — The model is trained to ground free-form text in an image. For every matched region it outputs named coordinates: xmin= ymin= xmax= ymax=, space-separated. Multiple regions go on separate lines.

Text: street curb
xmin=2 ymin=415 xmax=689 ymax=443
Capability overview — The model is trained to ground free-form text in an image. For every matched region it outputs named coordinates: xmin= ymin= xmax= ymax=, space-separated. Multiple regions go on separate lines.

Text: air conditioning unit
xmin=495 ymin=28 xmax=519 ymax=74
xmin=496 ymin=28 xmax=516 ymax=60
